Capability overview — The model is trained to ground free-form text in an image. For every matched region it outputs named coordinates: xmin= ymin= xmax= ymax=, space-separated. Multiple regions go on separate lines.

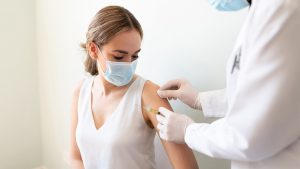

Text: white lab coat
xmin=185 ymin=0 xmax=300 ymax=168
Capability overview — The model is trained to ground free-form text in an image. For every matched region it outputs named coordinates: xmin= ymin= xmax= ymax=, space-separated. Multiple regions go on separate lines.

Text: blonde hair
xmin=81 ymin=6 xmax=143 ymax=75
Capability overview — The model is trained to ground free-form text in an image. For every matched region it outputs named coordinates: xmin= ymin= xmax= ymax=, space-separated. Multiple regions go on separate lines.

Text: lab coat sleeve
xmin=198 ymin=89 xmax=228 ymax=117
xmin=185 ymin=0 xmax=300 ymax=161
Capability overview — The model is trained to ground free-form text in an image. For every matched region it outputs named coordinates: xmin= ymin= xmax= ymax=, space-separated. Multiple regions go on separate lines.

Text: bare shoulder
xmin=143 ymin=80 xmax=159 ymax=96
xmin=72 ymin=79 xmax=85 ymax=100
xmin=142 ymin=80 xmax=173 ymax=128
xmin=142 ymin=80 xmax=172 ymax=110
xmin=70 ymin=78 xmax=85 ymax=119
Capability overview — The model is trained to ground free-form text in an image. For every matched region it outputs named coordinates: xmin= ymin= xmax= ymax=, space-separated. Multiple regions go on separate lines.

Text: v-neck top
xmin=76 ymin=76 xmax=156 ymax=169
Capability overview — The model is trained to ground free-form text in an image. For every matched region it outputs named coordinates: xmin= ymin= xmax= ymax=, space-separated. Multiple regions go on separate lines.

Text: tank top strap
xmin=121 ymin=75 xmax=147 ymax=99
xmin=129 ymin=76 xmax=148 ymax=121
xmin=112 ymin=75 xmax=147 ymax=121
xmin=77 ymin=76 xmax=94 ymax=119
xmin=135 ymin=76 xmax=147 ymax=105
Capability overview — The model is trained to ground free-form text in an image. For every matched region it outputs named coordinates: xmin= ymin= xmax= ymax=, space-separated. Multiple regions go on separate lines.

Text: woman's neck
xmin=95 ymin=75 xmax=119 ymax=96
xmin=95 ymin=75 xmax=135 ymax=96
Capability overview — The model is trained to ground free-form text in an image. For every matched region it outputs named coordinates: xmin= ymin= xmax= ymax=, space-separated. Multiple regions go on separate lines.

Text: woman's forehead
xmin=103 ymin=30 xmax=142 ymax=52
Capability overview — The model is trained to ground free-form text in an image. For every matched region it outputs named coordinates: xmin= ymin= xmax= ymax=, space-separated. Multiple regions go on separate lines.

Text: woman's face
xmin=95 ymin=29 xmax=142 ymax=73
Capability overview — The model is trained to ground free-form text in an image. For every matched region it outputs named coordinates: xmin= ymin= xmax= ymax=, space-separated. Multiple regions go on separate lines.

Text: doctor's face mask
xmin=208 ymin=0 xmax=250 ymax=11
xmin=97 ymin=46 xmax=138 ymax=87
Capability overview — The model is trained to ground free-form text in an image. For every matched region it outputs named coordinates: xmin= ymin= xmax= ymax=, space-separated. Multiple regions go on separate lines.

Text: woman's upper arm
xmin=70 ymin=80 xmax=84 ymax=160
xmin=142 ymin=81 xmax=199 ymax=169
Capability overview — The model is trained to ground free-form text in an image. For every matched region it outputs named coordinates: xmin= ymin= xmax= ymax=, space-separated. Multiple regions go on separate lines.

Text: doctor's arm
xmin=142 ymin=81 xmax=199 ymax=169
xmin=198 ymin=89 xmax=228 ymax=117
xmin=185 ymin=2 xmax=300 ymax=161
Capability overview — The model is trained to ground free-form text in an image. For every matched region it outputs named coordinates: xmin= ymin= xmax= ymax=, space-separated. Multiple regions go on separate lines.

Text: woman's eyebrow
xmin=113 ymin=49 xmax=141 ymax=54
xmin=134 ymin=49 xmax=141 ymax=53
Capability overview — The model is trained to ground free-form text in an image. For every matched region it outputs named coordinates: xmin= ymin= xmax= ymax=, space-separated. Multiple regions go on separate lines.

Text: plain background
xmin=0 ymin=0 xmax=248 ymax=168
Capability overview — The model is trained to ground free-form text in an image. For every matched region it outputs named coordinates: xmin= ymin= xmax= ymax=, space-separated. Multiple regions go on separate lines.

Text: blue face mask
xmin=208 ymin=0 xmax=249 ymax=11
xmin=97 ymin=46 xmax=138 ymax=87
xmin=102 ymin=60 xmax=137 ymax=87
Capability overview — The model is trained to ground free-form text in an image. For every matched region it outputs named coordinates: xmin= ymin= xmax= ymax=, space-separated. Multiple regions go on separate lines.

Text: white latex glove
xmin=157 ymin=79 xmax=201 ymax=110
xmin=156 ymin=107 xmax=194 ymax=144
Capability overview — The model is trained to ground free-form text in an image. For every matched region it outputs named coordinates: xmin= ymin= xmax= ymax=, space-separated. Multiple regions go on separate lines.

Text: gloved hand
xmin=156 ymin=107 xmax=194 ymax=144
xmin=157 ymin=79 xmax=202 ymax=109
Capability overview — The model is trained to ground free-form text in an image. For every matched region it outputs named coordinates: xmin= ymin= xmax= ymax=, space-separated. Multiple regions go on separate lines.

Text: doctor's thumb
xmin=157 ymin=89 xmax=179 ymax=99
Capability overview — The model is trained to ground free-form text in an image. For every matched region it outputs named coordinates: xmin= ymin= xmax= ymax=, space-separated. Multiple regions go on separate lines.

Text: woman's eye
xmin=132 ymin=55 xmax=139 ymax=60
xmin=113 ymin=56 xmax=124 ymax=60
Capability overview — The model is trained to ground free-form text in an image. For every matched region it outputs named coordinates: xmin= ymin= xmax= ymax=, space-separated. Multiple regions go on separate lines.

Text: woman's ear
xmin=87 ymin=42 xmax=99 ymax=60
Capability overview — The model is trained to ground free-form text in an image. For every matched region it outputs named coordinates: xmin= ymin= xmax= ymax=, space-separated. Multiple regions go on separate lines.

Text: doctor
xmin=156 ymin=0 xmax=300 ymax=169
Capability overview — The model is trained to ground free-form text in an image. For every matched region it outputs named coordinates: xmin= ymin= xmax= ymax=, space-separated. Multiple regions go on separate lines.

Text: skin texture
xmin=70 ymin=30 xmax=199 ymax=169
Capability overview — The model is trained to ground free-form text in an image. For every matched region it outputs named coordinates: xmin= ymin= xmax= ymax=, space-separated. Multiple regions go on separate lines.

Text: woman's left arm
xmin=142 ymin=81 xmax=199 ymax=169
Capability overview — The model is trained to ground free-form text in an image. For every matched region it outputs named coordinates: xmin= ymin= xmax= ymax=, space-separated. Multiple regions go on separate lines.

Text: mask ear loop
xmin=95 ymin=45 xmax=107 ymax=75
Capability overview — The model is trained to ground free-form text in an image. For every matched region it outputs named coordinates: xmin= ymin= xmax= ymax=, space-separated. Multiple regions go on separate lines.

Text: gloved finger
xmin=159 ymin=79 xmax=182 ymax=91
xmin=157 ymin=123 xmax=166 ymax=133
xmin=158 ymin=107 xmax=172 ymax=118
xmin=156 ymin=114 xmax=167 ymax=125
xmin=157 ymin=89 xmax=180 ymax=99
xmin=159 ymin=131 xmax=168 ymax=141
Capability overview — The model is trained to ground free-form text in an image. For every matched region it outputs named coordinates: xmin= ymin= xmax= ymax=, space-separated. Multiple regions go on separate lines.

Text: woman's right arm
xmin=70 ymin=80 xmax=84 ymax=169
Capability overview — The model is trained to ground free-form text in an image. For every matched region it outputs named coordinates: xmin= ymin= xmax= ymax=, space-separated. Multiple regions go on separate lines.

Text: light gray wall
xmin=0 ymin=0 xmax=42 ymax=168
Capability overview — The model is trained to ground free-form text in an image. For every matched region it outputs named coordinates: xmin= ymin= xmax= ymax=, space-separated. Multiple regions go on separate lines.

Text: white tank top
xmin=76 ymin=76 xmax=156 ymax=169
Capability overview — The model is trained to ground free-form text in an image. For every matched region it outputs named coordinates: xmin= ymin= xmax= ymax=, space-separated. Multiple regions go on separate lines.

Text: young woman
xmin=70 ymin=5 xmax=199 ymax=169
